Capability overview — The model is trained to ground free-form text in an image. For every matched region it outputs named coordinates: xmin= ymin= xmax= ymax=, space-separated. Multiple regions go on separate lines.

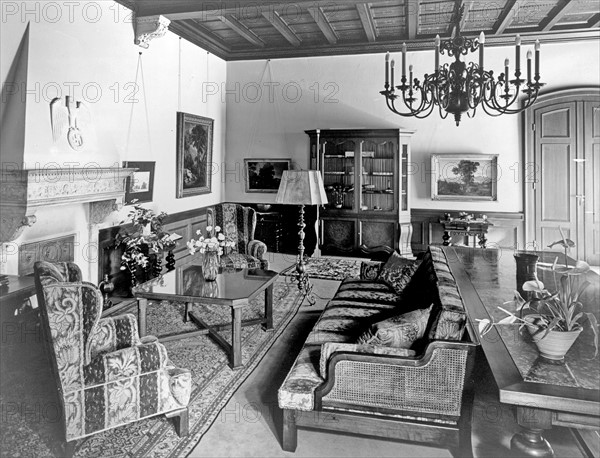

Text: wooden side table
xmin=439 ymin=218 xmax=492 ymax=249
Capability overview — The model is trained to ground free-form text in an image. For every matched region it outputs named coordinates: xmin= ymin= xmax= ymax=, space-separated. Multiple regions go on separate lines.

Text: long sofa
xmin=278 ymin=246 xmax=478 ymax=457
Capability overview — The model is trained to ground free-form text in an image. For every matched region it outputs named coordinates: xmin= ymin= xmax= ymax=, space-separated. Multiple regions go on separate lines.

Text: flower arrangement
xmin=478 ymin=257 xmax=598 ymax=358
xmin=187 ymin=225 xmax=235 ymax=256
xmin=115 ymin=205 xmax=176 ymax=284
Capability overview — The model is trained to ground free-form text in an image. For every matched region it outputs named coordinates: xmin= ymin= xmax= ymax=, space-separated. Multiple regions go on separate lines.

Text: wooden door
xmin=533 ymin=101 xmax=579 ymax=257
xmin=584 ymin=100 xmax=600 ymax=265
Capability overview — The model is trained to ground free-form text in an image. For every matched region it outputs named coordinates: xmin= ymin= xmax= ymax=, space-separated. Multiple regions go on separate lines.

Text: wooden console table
xmin=446 ymin=247 xmax=599 ymax=457
xmin=439 ymin=218 xmax=492 ymax=248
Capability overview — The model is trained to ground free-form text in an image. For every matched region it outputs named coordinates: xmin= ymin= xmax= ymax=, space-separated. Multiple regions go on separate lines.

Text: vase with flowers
xmin=187 ymin=225 xmax=235 ymax=281
xmin=478 ymin=255 xmax=598 ymax=361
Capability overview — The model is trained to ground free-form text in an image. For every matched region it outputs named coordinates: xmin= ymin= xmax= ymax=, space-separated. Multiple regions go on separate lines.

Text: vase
xmin=514 ymin=252 xmax=539 ymax=298
xmin=202 ymin=251 xmax=219 ymax=281
xmin=527 ymin=325 xmax=582 ymax=360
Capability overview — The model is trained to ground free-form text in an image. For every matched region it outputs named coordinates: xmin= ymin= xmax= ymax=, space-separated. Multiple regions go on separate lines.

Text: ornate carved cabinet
xmin=307 ymin=129 xmax=414 ymax=257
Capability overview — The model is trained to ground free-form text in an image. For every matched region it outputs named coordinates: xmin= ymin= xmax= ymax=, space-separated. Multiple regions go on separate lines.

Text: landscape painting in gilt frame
xmin=245 ymin=159 xmax=291 ymax=193
xmin=176 ymin=112 xmax=214 ymax=198
xmin=123 ymin=161 xmax=155 ymax=205
xmin=431 ymin=154 xmax=498 ymax=201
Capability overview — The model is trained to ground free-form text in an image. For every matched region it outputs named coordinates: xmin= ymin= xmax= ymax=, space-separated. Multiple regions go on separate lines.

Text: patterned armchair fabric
xmin=207 ymin=203 xmax=269 ymax=269
xmin=33 ymin=262 xmax=191 ymax=444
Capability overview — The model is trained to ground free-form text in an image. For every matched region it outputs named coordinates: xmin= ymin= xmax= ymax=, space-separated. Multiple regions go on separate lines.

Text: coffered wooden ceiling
xmin=119 ymin=0 xmax=600 ymax=60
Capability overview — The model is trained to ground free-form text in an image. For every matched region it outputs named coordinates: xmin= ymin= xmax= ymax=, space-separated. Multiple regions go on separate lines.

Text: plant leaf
xmin=523 ymin=280 xmax=545 ymax=292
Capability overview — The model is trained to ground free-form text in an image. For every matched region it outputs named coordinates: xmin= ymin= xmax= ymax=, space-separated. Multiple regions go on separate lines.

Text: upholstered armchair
xmin=207 ymin=203 xmax=269 ymax=269
xmin=33 ymin=262 xmax=191 ymax=456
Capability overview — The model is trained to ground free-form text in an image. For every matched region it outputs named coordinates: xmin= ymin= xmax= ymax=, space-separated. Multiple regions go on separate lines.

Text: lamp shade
xmin=275 ymin=170 xmax=328 ymax=206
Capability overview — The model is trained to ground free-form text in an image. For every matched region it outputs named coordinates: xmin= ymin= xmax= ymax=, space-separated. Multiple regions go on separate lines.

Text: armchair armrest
xmin=248 ymin=239 xmax=268 ymax=260
xmin=88 ymin=314 xmax=142 ymax=361
xmin=360 ymin=261 xmax=383 ymax=281
xmin=83 ymin=340 xmax=170 ymax=388
xmin=316 ymin=340 xmax=477 ymax=418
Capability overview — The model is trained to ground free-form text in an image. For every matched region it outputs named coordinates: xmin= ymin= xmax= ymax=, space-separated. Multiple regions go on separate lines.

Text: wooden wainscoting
xmin=411 ymin=209 xmax=524 ymax=253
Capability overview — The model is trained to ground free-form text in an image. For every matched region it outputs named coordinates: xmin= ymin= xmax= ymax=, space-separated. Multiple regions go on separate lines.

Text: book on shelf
xmin=362 ymin=151 xmax=375 ymax=158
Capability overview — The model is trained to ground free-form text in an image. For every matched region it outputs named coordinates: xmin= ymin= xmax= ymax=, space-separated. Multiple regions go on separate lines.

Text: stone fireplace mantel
xmin=0 ymin=167 xmax=137 ymax=243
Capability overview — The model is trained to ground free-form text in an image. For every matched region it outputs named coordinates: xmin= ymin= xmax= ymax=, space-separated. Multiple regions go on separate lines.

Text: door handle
xmin=575 ymin=195 xmax=585 ymax=206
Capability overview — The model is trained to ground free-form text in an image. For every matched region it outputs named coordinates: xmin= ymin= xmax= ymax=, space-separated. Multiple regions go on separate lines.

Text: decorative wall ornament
xmin=134 ymin=14 xmax=171 ymax=49
xmin=50 ymin=96 xmax=91 ymax=151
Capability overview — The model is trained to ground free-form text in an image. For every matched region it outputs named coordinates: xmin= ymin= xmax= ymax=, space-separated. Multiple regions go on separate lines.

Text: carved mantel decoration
xmin=0 ymin=167 xmax=136 ymax=243
xmin=134 ymin=14 xmax=170 ymax=49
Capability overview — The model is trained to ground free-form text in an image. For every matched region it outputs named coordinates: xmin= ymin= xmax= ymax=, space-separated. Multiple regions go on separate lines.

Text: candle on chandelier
xmin=526 ymin=50 xmax=532 ymax=84
xmin=402 ymin=43 xmax=407 ymax=78
xmin=385 ymin=52 xmax=390 ymax=87
xmin=435 ymin=35 xmax=440 ymax=72
xmin=515 ymin=34 xmax=521 ymax=76
xmin=390 ymin=59 xmax=395 ymax=91
xmin=409 ymin=64 xmax=413 ymax=90
xmin=478 ymin=32 xmax=485 ymax=72
xmin=504 ymin=58 xmax=509 ymax=81
xmin=535 ymin=39 xmax=540 ymax=79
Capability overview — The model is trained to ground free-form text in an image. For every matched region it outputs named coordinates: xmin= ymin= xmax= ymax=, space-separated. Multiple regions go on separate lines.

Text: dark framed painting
xmin=431 ymin=154 xmax=498 ymax=201
xmin=244 ymin=158 xmax=291 ymax=193
xmin=123 ymin=161 xmax=155 ymax=204
xmin=176 ymin=112 xmax=214 ymax=198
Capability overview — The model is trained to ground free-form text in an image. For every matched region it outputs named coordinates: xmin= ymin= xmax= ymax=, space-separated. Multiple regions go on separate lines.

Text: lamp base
xmin=295 ymin=205 xmax=316 ymax=306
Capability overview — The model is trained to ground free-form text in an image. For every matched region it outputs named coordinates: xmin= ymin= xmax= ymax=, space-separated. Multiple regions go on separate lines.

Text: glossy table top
xmin=447 ymin=247 xmax=599 ymax=392
xmin=133 ymin=257 xmax=278 ymax=304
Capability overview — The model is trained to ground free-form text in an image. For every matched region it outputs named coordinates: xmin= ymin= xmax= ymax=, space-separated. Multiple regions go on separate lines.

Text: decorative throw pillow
xmin=377 ymin=252 xmax=420 ymax=295
xmin=356 ymin=304 xmax=433 ymax=348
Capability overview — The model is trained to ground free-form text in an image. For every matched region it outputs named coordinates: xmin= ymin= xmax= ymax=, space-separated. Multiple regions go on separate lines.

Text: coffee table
xmin=133 ymin=260 xmax=279 ymax=369
xmin=445 ymin=247 xmax=599 ymax=457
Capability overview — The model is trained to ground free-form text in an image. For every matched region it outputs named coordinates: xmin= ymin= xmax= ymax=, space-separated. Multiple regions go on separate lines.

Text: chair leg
xmin=61 ymin=440 xmax=76 ymax=458
xmin=167 ymin=407 xmax=189 ymax=437
xmin=455 ymin=388 xmax=474 ymax=458
xmin=282 ymin=409 xmax=298 ymax=452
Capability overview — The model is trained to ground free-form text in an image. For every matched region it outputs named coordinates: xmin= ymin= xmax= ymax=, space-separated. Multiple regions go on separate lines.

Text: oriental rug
xmin=0 ymin=277 xmax=304 ymax=458
xmin=281 ymin=257 xmax=363 ymax=282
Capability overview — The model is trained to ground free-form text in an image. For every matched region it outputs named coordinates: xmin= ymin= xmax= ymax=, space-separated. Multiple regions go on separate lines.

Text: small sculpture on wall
xmin=50 ymin=95 xmax=91 ymax=151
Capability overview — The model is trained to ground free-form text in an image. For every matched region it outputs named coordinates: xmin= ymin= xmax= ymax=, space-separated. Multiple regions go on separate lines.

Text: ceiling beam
xmin=589 ymin=13 xmax=600 ymax=28
xmin=406 ymin=0 xmax=419 ymax=40
xmin=493 ymin=0 xmax=518 ymax=35
xmin=261 ymin=11 xmax=302 ymax=46
xmin=169 ymin=20 xmax=231 ymax=59
xmin=131 ymin=0 xmax=369 ymax=21
xmin=540 ymin=0 xmax=577 ymax=31
xmin=219 ymin=14 xmax=266 ymax=47
xmin=459 ymin=0 xmax=475 ymax=31
xmin=356 ymin=3 xmax=377 ymax=43
xmin=307 ymin=6 xmax=338 ymax=44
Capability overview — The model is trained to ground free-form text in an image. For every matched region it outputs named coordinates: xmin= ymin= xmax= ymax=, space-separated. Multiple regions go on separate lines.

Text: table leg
xmin=478 ymin=233 xmax=487 ymax=249
xmin=511 ymin=406 xmax=554 ymax=457
xmin=442 ymin=231 xmax=451 ymax=246
xmin=184 ymin=302 xmax=192 ymax=323
xmin=263 ymin=284 xmax=274 ymax=331
xmin=231 ymin=306 xmax=243 ymax=369
xmin=137 ymin=298 xmax=148 ymax=338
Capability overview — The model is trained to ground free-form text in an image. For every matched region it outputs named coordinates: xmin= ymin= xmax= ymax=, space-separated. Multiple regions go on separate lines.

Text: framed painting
xmin=123 ymin=161 xmax=155 ymax=205
xmin=176 ymin=112 xmax=214 ymax=198
xmin=431 ymin=154 xmax=498 ymax=201
xmin=244 ymin=158 xmax=291 ymax=193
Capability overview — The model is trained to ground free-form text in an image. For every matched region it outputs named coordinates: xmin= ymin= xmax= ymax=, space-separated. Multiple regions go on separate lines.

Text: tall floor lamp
xmin=275 ymin=170 xmax=328 ymax=304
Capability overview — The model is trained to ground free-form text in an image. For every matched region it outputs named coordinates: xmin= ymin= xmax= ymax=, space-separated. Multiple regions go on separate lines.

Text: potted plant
xmin=115 ymin=205 xmax=176 ymax=290
xmin=479 ymin=258 xmax=598 ymax=360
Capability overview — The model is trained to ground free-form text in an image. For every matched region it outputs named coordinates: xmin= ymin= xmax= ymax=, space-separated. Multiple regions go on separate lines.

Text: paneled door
xmin=526 ymin=89 xmax=600 ymax=265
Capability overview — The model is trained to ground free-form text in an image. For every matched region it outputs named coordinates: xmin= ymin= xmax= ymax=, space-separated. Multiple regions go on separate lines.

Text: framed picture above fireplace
xmin=244 ymin=158 xmax=291 ymax=193
xmin=123 ymin=161 xmax=155 ymax=205
xmin=176 ymin=112 xmax=214 ymax=198
xmin=431 ymin=154 xmax=498 ymax=201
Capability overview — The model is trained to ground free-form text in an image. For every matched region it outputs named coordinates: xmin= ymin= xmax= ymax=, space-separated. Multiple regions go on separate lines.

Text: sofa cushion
xmin=356 ymin=304 xmax=433 ymax=348
xmin=378 ymin=254 xmax=421 ymax=295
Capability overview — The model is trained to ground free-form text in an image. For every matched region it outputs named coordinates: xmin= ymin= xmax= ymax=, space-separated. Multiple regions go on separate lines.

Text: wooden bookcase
xmin=307 ymin=129 xmax=414 ymax=257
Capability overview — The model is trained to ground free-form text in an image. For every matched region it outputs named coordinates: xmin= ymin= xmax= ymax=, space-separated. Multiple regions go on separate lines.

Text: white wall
xmin=0 ymin=1 xmax=227 ymax=278
xmin=224 ymin=39 xmax=600 ymax=213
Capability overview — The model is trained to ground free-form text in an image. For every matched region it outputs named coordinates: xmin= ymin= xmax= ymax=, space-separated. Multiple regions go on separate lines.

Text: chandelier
xmin=380 ymin=6 xmax=544 ymax=126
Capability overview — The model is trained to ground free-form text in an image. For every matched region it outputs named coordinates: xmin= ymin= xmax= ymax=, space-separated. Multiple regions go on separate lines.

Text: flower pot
xmin=514 ymin=253 xmax=539 ymax=297
xmin=527 ymin=326 xmax=582 ymax=360
xmin=202 ymin=251 xmax=220 ymax=281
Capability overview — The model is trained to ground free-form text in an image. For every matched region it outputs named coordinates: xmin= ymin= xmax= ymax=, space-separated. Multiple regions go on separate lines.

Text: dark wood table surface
xmin=444 ymin=246 xmax=599 ymax=457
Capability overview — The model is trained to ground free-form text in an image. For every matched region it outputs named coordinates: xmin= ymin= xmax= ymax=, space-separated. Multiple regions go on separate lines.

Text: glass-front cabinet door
xmin=321 ymin=139 xmax=356 ymax=211
xmin=360 ymin=139 xmax=397 ymax=214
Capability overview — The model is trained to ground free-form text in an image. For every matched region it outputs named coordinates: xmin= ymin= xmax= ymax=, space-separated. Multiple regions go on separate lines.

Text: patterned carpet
xmin=281 ymin=257 xmax=363 ymax=281
xmin=0 ymin=277 xmax=304 ymax=458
